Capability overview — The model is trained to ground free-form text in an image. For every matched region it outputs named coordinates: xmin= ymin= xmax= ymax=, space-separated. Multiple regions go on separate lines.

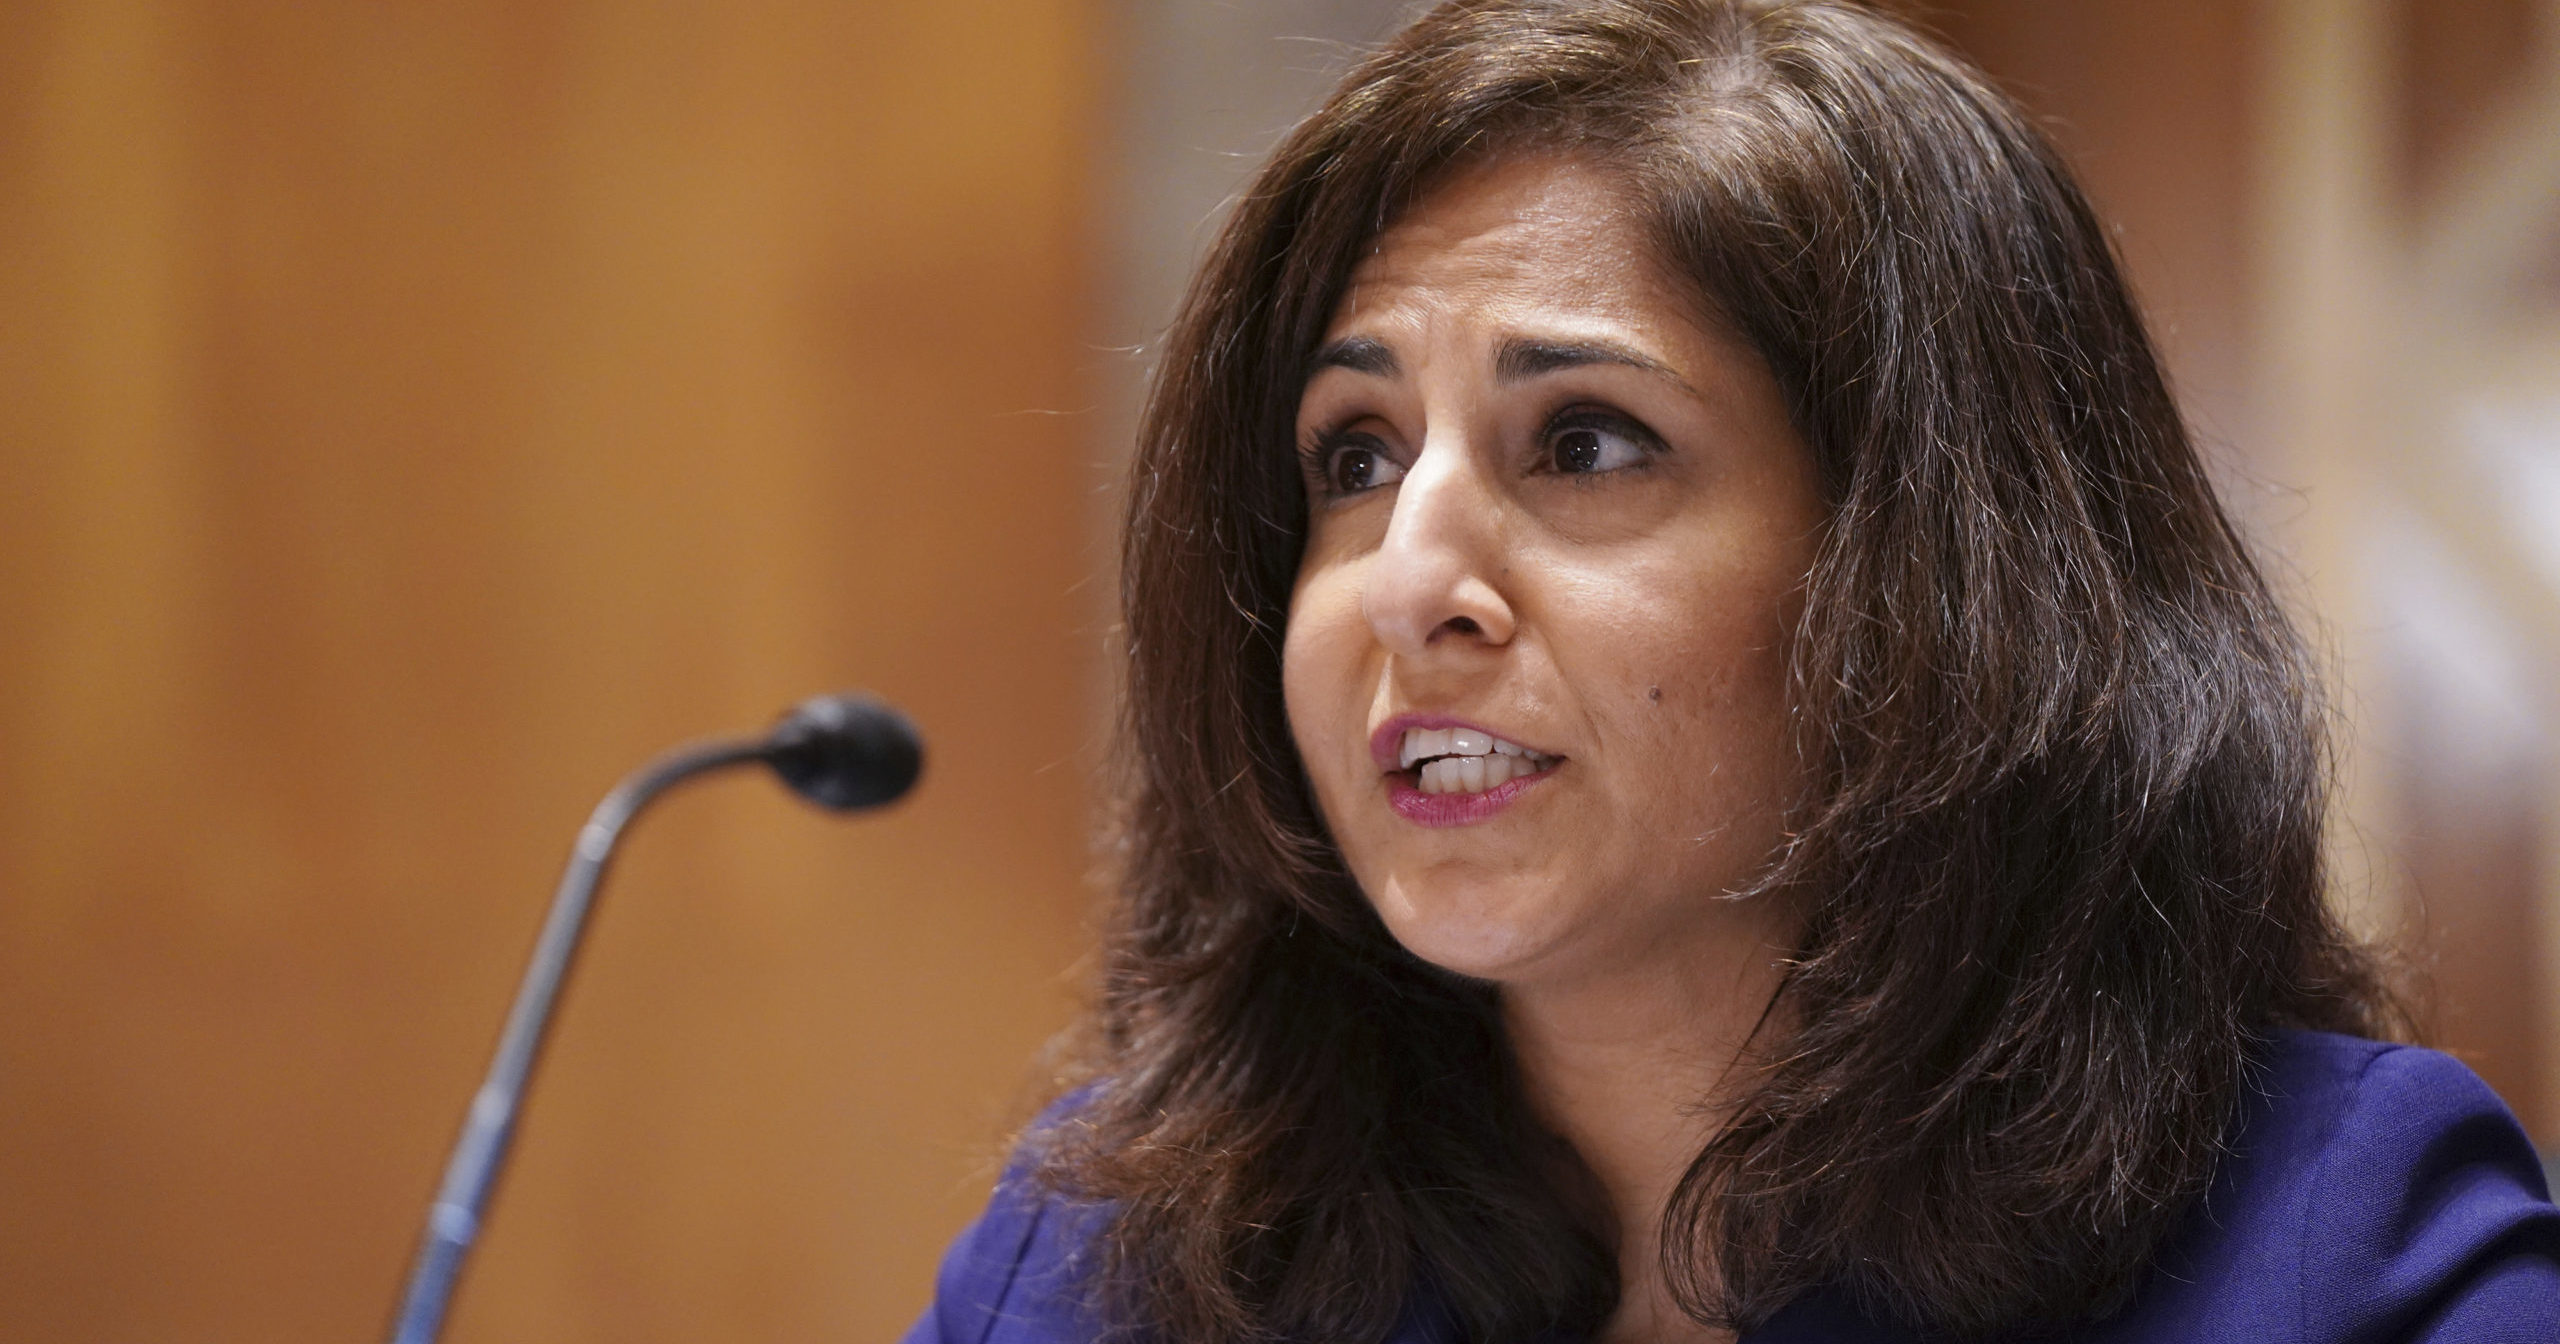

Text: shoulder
xmin=2093 ymin=1030 xmax=2560 ymax=1343
xmin=899 ymin=1096 xmax=1114 ymax=1344
xmin=899 ymin=1088 xmax=1467 ymax=1344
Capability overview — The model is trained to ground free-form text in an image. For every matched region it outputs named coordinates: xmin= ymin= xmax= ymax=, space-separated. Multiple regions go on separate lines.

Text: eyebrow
xmin=1304 ymin=333 xmax=1689 ymax=391
xmin=1494 ymin=336 xmax=1687 ymax=389
xmin=1307 ymin=335 xmax=1399 ymax=379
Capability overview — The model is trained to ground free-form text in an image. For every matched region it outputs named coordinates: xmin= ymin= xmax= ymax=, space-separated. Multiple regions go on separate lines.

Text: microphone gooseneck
xmin=387 ymin=694 xmax=922 ymax=1344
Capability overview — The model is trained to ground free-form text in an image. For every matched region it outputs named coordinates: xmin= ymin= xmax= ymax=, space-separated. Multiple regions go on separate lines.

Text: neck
xmin=1500 ymin=907 xmax=1794 ymax=1344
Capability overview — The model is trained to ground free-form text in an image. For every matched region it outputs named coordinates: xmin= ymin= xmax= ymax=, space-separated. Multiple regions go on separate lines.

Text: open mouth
xmin=1392 ymin=725 xmax=1561 ymax=795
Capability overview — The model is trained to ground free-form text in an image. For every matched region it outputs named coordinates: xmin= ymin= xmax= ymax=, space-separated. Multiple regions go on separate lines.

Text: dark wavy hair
xmin=1035 ymin=2 xmax=2400 ymax=1340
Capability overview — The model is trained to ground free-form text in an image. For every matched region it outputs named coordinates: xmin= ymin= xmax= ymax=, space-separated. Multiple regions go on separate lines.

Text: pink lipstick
xmin=1370 ymin=713 xmax=1563 ymax=828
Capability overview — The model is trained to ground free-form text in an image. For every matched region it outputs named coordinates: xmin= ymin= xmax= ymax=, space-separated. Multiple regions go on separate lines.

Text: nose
xmin=1361 ymin=436 xmax=1516 ymax=656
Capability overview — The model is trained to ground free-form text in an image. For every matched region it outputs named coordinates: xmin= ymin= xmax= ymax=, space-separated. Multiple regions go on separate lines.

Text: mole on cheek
xmin=1647 ymin=685 xmax=1662 ymax=704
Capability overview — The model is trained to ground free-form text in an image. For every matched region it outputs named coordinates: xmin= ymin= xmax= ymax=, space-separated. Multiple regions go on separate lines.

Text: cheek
xmin=1658 ymin=644 xmax=1794 ymax=795
xmin=1281 ymin=565 xmax=1369 ymax=780
xmin=1585 ymin=567 xmax=1804 ymax=824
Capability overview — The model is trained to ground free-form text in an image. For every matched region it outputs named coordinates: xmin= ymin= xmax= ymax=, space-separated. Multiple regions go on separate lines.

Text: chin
xmin=1368 ymin=874 xmax=1576 ymax=984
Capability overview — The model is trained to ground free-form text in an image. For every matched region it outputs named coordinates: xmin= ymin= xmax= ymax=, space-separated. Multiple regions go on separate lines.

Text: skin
xmin=1280 ymin=154 xmax=1827 ymax=1344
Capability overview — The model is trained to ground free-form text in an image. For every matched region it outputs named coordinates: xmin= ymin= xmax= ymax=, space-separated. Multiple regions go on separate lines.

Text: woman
xmin=909 ymin=2 xmax=2560 ymax=1341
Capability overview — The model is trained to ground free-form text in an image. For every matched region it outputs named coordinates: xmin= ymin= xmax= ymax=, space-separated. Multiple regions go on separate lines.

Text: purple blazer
xmin=903 ymin=1032 xmax=2560 ymax=1342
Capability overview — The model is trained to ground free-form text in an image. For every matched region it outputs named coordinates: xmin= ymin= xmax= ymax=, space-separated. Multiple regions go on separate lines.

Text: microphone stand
xmin=386 ymin=696 xmax=919 ymax=1344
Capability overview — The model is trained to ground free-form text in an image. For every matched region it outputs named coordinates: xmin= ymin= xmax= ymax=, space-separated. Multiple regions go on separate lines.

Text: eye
xmin=1543 ymin=410 xmax=1658 ymax=476
xmin=1303 ymin=430 xmax=1407 ymax=497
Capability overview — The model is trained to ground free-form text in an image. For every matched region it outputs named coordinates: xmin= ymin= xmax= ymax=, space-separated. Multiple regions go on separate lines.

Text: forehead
xmin=1329 ymin=154 xmax=1680 ymax=337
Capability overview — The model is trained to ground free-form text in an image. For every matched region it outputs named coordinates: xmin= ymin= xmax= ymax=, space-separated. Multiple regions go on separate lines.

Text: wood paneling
xmin=2391 ymin=0 xmax=2547 ymax=212
xmin=0 ymin=2 xmax=1101 ymax=1340
xmin=1931 ymin=0 xmax=2259 ymax=459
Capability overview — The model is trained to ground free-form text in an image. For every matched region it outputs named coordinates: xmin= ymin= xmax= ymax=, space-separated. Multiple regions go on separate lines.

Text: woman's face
xmin=1282 ymin=154 xmax=1824 ymax=992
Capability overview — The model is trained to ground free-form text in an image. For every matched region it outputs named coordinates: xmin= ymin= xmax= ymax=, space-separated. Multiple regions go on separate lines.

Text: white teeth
xmin=1399 ymin=727 xmax=1546 ymax=764
xmin=1410 ymin=737 xmax=1553 ymax=794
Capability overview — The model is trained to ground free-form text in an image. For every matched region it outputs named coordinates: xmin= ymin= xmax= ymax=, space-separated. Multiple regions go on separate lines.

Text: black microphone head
xmin=765 ymin=693 xmax=924 ymax=811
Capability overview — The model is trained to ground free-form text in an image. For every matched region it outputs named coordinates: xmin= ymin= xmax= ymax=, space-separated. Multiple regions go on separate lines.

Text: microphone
xmin=386 ymin=693 xmax=923 ymax=1344
xmin=767 ymin=692 xmax=924 ymax=810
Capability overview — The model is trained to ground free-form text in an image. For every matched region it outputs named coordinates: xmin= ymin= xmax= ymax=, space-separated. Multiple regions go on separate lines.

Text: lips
xmin=1365 ymin=714 xmax=1564 ymax=827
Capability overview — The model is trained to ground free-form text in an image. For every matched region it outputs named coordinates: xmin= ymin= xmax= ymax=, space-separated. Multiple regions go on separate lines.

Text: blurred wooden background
xmin=1 ymin=1 xmax=1100 ymax=1340
xmin=4 ymin=1 xmax=2555 ymax=1342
